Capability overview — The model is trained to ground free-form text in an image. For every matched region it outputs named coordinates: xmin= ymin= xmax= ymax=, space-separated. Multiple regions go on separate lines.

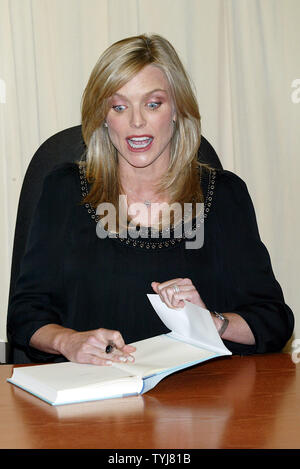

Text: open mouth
xmin=126 ymin=136 xmax=154 ymax=150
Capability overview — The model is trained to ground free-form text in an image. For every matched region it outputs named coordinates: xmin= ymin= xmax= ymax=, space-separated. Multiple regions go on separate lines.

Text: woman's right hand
xmin=60 ymin=328 xmax=136 ymax=365
xmin=29 ymin=324 xmax=136 ymax=366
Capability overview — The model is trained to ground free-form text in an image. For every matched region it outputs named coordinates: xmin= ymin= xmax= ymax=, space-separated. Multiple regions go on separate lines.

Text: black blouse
xmin=7 ymin=162 xmax=294 ymax=361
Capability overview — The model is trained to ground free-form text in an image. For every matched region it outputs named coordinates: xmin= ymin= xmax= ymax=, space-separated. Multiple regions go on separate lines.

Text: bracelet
xmin=212 ymin=311 xmax=229 ymax=337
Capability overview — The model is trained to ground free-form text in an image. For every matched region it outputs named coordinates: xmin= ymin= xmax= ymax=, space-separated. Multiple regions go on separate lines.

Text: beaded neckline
xmin=78 ymin=163 xmax=216 ymax=250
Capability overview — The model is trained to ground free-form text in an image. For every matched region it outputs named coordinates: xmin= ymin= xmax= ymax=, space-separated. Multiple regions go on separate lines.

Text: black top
xmin=7 ymin=162 xmax=294 ymax=362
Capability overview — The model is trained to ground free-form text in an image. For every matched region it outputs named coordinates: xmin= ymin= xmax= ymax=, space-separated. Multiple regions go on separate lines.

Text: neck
xmin=118 ymin=160 xmax=169 ymax=202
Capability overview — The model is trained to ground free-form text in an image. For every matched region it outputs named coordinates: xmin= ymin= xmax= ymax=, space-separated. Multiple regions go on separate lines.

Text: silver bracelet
xmin=212 ymin=311 xmax=229 ymax=337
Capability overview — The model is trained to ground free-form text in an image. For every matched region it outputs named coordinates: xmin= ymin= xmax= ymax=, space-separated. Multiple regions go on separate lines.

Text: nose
xmin=130 ymin=106 xmax=146 ymax=128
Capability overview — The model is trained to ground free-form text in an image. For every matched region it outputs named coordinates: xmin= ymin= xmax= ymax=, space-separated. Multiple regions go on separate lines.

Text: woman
xmin=7 ymin=34 xmax=294 ymax=365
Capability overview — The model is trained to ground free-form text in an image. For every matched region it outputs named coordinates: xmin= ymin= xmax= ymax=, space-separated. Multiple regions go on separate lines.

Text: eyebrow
xmin=112 ymin=88 xmax=168 ymax=99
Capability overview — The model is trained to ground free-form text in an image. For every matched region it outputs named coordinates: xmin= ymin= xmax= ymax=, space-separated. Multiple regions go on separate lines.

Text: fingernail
xmin=106 ymin=360 xmax=113 ymax=365
xmin=118 ymin=356 xmax=127 ymax=362
xmin=127 ymin=356 xmax=134 ymax=362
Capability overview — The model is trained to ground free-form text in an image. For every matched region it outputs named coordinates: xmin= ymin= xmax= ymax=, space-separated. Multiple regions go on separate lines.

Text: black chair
xmin=7 ymin=125 xmax=223 ymax=363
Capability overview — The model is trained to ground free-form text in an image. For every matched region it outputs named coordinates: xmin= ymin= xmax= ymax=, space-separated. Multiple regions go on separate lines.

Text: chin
xmin=119 ymin=149 xmax=159 ymax=168
xmin=126 ymin=157 xmax=156 ymax=169
xmin=120 ymin=145 xmax=171 ymax=170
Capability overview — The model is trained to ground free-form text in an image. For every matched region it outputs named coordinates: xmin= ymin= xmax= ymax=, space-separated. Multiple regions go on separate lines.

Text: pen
xmin=105 ymin=341 xmax=115 ymax=354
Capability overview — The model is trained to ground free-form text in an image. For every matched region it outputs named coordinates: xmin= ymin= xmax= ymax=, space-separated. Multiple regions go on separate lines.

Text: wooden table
xmin=0 ymin=354 xmax=299 ymax=450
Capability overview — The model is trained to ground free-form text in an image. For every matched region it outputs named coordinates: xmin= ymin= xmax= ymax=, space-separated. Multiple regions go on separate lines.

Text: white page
xmin=147 ymin=294 xmax=231 ymax=356
xmin=9 ymin=362 xmax=137 ymax=392
xmin=114 ymin=334 xmax=216 ymax=377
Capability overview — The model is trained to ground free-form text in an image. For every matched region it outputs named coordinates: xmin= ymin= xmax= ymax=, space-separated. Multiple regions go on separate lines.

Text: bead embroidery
xmin=78 ymin=163 xmax=216 ymax=250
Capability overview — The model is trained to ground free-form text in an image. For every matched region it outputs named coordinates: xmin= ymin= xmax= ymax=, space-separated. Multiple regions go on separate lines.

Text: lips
xmin=126 ymin=135 xmax=154 ymax=151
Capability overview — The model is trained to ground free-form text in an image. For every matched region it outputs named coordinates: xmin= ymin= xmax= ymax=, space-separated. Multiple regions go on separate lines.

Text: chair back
xmin=7 ymin=125 xmax=223 ymax=363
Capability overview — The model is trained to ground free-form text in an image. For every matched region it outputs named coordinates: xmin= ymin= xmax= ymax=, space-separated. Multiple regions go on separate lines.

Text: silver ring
xmin=173 ymin=284 xmax=180 ymax=294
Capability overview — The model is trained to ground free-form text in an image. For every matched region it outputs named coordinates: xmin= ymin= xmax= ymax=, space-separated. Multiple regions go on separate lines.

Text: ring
xmin=173 ymin=285 xmax=180 ymax=294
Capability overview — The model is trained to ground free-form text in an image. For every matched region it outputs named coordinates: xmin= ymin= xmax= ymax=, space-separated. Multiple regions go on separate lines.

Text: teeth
xmin=130 ymin=137 xmax=150 ymax=141
xmin=128 ymin=137 xmax=153 ymax=148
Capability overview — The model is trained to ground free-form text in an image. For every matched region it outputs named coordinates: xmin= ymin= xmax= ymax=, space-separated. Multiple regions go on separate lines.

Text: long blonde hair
xmin=81 ymin=34 xmax=205 ymax=226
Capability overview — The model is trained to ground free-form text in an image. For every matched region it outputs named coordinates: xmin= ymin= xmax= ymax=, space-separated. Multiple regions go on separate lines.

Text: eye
xmin=147 ymin=101 xmax=162 ymax=110
xmin=112 ymin=105 xmax=127 ymax=113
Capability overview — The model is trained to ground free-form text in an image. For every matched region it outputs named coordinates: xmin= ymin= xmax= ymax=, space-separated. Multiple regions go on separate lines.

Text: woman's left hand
xmin=151 ymin=278 xmax=207 ymax=310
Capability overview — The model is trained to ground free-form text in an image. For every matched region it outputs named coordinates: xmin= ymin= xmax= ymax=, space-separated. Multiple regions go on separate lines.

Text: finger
xmin=109 ymin=349 xmax=135 ymax=363
xmin=157 ymin=279 xmax=183 ymax=305
xmin=102 ymin=334 xmax=136 ymax=362
xmin=151 ymin=281 xmax=159 ymax=293
xmin=156 ymin=278 xmax=183 ymax=292
xmin=116 ymin=344 xmax=136 ymax=363
xmin=176 ymin=278 xmax=194 ymax=286
xmin=159 ymin=287 xmax=181 ymax=309
xmin=88 ymin=354 xmax=115 ymax=366
xmin=165 ymin=285 xmax=197 ymax=309
xmin=84 ymin=331 xmax=131 ymax=362
xmin=109 ymin=336 xmax=136 ymax=362
xmin=152 ymin=278 xmax=193 ymax=292
xmin=69 ymin=340 xmax=116 ymax=366
xmin=96 ymin=329 xmax=134 ymax=355
xmin=151 ymin=279 xmax=184 ymax=297
xmin=105 ymin=329 xmax=126 ymax=350
xmin=172 ymin=289 xmax=196 ymax=305
xmin=82 ymin=343 xmax=134 ymax=365
xmin=122 ymin=344 xmax=136 ymax=353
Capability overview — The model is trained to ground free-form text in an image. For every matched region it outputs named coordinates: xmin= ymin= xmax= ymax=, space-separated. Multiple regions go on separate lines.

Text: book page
xmin=9 ymin=362 xmax=138 ymax=394
xmin=147 ymin=294 xmax=231 ymax=355
xmin=113 ymin=334 xmax=217 ymax=378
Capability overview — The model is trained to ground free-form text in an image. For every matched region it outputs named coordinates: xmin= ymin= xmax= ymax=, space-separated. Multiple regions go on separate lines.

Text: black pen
xmin=105 ymin=341 xmax=115 ymax=354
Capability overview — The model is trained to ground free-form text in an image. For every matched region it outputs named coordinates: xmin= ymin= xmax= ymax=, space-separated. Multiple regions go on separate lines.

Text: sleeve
xmin=216 ymin=171 xmax=294 ymax=355
xmin=7 ymin=164 xmax=77 ymax=361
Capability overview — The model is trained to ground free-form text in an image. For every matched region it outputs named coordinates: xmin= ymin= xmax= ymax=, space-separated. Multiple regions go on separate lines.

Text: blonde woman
xmin=8 ymin=34 xmax=293 ymax=364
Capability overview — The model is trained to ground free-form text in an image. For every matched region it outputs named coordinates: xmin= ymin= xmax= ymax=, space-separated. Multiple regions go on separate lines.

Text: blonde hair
xmin=81 ymin=33 xmax=205 ymax=226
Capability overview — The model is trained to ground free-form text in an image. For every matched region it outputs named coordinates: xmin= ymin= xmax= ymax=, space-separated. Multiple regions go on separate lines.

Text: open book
xmin=7 ymin=295 xmax=231 ymax=405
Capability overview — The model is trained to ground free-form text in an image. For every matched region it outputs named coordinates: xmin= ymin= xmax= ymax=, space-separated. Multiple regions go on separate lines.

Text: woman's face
xmin=106 ymin=64 xmax=176 ymax=171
